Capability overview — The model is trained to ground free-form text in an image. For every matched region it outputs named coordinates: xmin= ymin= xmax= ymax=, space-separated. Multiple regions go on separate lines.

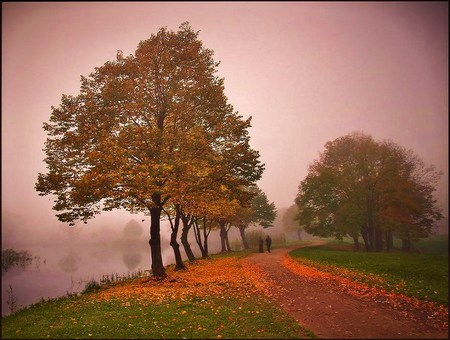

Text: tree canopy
xmin=36 ymin=23 xmax=264 ymax=277
xmin=232 ymin=186 xmax=277 ymax=249
xmin=296 ymin=132 xmax=442 ymax=252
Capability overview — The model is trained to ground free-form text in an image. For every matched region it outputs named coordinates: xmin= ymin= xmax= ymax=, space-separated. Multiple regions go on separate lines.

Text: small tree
xmin=232 ymin=186 xmax=277 ymax=249
xmin=282 ymin=204 xmax=303 ymax=240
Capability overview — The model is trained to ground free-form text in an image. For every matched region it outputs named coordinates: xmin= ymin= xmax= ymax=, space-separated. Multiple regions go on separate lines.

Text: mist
xmin=2 ymin=1 xmax=447 ymax=315
xmin=1 ymin=211 xmax=240 ymax=316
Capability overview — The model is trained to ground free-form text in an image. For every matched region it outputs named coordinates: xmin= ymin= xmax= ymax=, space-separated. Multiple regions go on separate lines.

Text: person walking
xmin=265 ymin=235 xmax=272 ymax=253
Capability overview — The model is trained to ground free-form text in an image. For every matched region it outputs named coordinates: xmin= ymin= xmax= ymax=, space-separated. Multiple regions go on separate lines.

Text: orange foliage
xmin=282 ymin=255 xmax=448 ymax=329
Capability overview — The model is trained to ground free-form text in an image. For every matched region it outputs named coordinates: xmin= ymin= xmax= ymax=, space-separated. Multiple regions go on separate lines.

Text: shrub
xmin=82 ymin=279 xmax=101 ymax=294
xmin=2 ymin=249 xmax=33 ymax=273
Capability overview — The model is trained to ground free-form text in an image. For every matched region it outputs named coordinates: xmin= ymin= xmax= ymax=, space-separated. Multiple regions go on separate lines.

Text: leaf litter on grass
xmin=86 ymin=257 xmax=264 ymax=306
xmin=281 ymin=254 xmax=448 ymax=330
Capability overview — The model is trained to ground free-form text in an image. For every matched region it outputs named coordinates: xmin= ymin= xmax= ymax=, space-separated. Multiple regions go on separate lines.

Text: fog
xmin=1 ymin=212 xmax=290 ymax=315
xmin=2 ymin=2 xmax=448 ymax=314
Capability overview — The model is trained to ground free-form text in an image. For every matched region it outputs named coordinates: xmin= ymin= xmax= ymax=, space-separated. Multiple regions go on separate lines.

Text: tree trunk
xmin=149 ymin=200 xmax=166 ymax=279
xmin=401 ymin=238 xmax=411 ymax=252
xmin=352 ymin=234 xmax=360 ymax=251
xmin=374 ymin=223 xmax=383 ymax=252
xmin=297 ymin=229 xmax=302 ymax=241
xmin=385 ymin=230 xmax=393 ymax=253
xmin=374 ymin=194 xmax=383 ymax=252
xmin=387 ymin=230 xmax=394 ymax=251
xmin=360 ymin=225 xmax=370 ymax=252
xmin=193 ymin=218 xmax=208 ymax=258
xmin=239 ymin=225 xmax=249 ymax=250
xmin=401 ymin=230 xmax=412 ymax=252
xmin=219 ymin=222 xmax=227 ymax=252
xmin=170 ymin=206 xmax=186 ymax=270
xmin=225 ymin=224 xmax=232 ymax=251
xmin=180 ymin=215 xmax=196 ymax=262
xmin=202 ymin=218 xmax=210 ymax=257
xmin=366 ymin=196 xmax=375 ymax=252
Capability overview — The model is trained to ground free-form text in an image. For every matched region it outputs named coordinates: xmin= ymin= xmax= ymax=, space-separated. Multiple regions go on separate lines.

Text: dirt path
xmin=245 ymin=243 xmax=448 ymax=339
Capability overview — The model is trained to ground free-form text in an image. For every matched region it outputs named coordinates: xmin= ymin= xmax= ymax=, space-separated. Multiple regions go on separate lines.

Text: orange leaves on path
xmin=282 ymin=254 xmax=448 ymax=330
xmin=76 ymin=251 xmax=447 ymax=332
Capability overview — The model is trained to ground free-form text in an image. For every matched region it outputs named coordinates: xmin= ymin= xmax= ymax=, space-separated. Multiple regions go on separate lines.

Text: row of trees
xmin=164 ymin=185 xmax=276 ymax=267
xmin=36 ymin=23 xmax=275 ymax=279
xmin=295 ymin=132 xmax=443 ymax=252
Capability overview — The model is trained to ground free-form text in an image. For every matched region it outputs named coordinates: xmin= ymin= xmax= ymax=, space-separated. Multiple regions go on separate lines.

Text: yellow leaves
xmin=180 ymin=310 xmax=187 ymax=315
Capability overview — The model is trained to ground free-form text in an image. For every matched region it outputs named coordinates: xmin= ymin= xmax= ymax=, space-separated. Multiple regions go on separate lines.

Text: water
xmin=2 ymin=242 xmax=163 ymax=316
xmin=1 ymin=232 xmax=226 ymax=316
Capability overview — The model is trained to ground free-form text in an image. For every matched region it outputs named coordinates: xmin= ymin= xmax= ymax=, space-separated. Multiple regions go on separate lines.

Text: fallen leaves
xmin=70 ymin=250 xmax=447 ymax=335
xmin=83 ymin=256 xmax=262 ymax=307
xmin=281 ymin=254 xmax=448 ymax=329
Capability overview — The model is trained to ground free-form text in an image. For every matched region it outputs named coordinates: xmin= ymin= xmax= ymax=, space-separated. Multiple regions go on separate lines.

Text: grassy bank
xmin=289 ymin=238 xmax=448 ymax=305
xmin=2 ymin=251 xmax=315 ymax=339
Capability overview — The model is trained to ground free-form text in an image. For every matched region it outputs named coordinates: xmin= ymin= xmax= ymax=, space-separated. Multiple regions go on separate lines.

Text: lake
xmin=1 ymin=235 xmax=224 ymax=316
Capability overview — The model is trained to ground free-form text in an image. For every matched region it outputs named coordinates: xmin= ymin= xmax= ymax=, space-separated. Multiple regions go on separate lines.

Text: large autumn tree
xmin=36 ymin=23 xmax=264 ymax=278
xmin=296 ymin=132 xmax=442 ymax=252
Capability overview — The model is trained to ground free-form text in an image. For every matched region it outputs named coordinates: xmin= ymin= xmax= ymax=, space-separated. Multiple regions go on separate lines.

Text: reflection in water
xmin=123 ymin=220 xmax=143 ymax=238
xmin=116 ymin=219 xmax=145 ymax=271
xmin=2 ymin=244 xmax=152 ymax=316
xmin=1 ymin=219 xmax=199 ymax=316
xmin=58 ymin=251 xmax=80 ymax=273
xmin=122 ymin=252 xmax=142 ymax=271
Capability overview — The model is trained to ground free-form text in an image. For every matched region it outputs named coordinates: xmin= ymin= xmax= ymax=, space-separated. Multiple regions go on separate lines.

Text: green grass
xmin=413 ymin=235 xmax=449 ymax=255
xmin=2 ymin=250 xmax=315 ymax=339
xmin=290 ymin=241 xmax=448 ymax=305
xmin=2 ymin=295 xmax=310 ymax=339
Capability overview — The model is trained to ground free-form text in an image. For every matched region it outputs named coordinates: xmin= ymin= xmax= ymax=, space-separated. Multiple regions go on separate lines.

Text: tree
xmin=179 ymin=189 xmax=239 ymax=258
xmin=282 ymin=204 xmax=303 ymax=240
xmin=36 ymin=23 xmax=264 ymax=279
xmin=296 ymin=132 xmax=443 ymax=252
xmin=179 ymin=208 xmax=197 ymax=262
xmin=232 ymin=186 xmax=277 ymax=249
xmin=217 ymin=198 xmax=240 ymax=252
xmin=375 ymin=140 xmax=443 ymax=251
xmin=162 ymin=204 xmax=186 ymax=270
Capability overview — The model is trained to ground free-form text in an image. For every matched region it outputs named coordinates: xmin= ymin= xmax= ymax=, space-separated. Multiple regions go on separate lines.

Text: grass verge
xmin=289 ymin=241 xmax=448 ymax=305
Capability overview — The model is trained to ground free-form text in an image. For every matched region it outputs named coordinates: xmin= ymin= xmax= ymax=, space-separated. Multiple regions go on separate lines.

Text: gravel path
xmin=245 ymin=244 xmax=448 ymax=339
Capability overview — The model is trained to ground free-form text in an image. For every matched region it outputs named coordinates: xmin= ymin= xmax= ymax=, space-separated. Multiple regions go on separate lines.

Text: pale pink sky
xmin=2 ymin=2 xmax=448 ymax=240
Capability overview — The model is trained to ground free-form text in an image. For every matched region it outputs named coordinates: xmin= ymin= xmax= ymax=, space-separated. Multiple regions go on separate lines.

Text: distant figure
xmin=265 ymin=235 xmax=272 ymax=253
xmin=258 ymin=237 xmax=264 ymax=253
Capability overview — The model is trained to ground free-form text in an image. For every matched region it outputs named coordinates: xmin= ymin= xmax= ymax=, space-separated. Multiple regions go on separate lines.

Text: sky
xmin=2 ymin=2 xmax=448 ymax=244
